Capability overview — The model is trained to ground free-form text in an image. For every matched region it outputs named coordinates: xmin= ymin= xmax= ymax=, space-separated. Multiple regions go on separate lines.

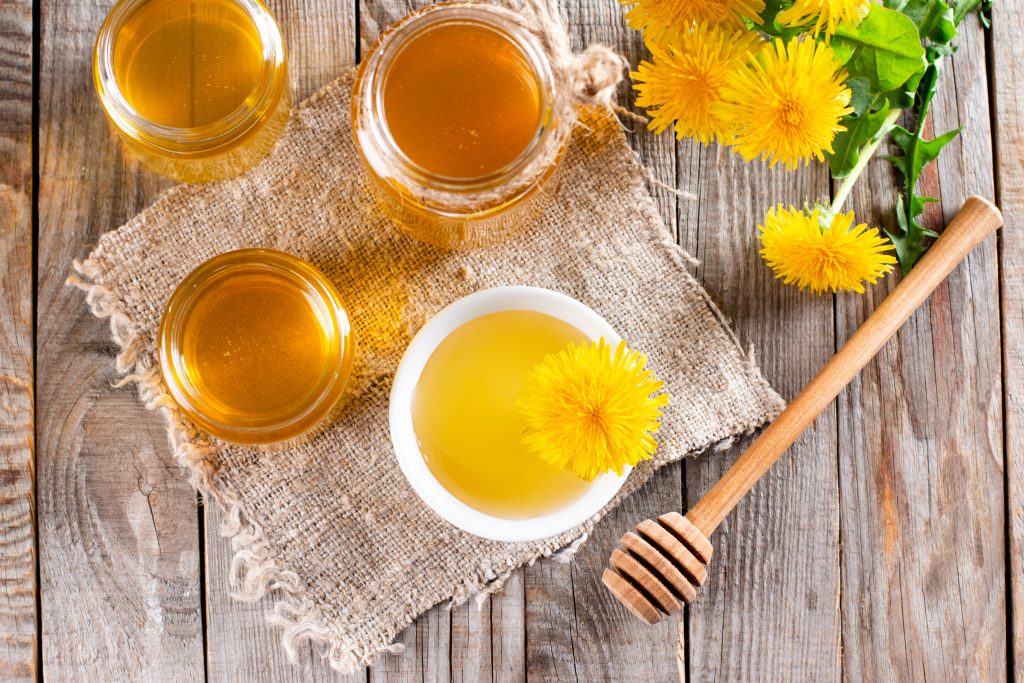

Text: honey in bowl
xmin=159 ymin=250 xmax=354 ymax=444
xmin=411 ymin=310 xmax=592 ymax=519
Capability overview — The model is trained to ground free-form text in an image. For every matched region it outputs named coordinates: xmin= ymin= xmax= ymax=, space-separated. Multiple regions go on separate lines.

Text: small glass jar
xmin=94 ymin=0 xmax=290 ymax=183
xmin=352 ymin=4 xmax=563 ymax=250
xmin=159 ymin=250 xmax=354 ymax=444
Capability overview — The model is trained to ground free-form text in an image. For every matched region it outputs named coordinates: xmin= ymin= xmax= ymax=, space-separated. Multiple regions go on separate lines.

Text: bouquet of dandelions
xmin=623 ymin=0 xmax=990 ymax=293
xmin=514 ymin=0 xmax=991 ymax=481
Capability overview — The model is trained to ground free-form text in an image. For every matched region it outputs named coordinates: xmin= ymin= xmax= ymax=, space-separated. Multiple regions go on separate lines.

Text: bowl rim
xmin=389 ymin=285 xmax=629 ymax=543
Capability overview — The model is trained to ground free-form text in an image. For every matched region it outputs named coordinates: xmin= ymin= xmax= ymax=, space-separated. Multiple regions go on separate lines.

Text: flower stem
xmin=830 ymin=108 xmax=903 ymax=216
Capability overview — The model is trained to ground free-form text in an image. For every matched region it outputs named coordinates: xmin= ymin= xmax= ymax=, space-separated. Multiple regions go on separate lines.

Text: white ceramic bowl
xmin=389 ymin=286 xmax=631 ymax=542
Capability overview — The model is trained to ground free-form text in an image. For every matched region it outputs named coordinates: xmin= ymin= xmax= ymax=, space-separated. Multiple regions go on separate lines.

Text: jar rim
xmin=158 ymin=249 xmax=354 ymax=444
xmin=93 ymin=0 xmax=288 ymax=155
xmin=353 ymin=3 xmax=560 ymax=198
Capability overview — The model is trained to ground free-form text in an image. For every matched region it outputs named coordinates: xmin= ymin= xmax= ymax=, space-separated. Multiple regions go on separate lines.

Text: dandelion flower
xmin=716 ymin=38 xmax=852 ymax=170
xmin=518 ymin=339 xmax=669 ymax=481
xmin=778 ymin=0 xmax=872 ymax=36
xmin=759 ymin=205 xmax=897 ymax=293
xmin=620 ymin=0 xmax=765 ymax=43
xmin=632 ymin=24 xmax=763 ymax=144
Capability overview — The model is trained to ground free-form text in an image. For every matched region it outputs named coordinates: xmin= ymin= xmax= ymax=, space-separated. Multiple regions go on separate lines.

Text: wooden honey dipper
xmin=602 ymin=196 xmax=1003 ymax=624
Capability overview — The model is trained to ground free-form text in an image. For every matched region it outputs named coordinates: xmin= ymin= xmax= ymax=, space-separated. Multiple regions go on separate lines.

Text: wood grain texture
xmin=678 ymin=139 xmax=841 ymax=680
xmin=450 ymin=569 xmax=526 ymax=683
xmin=368 ymin=604 xmax=451 ymax=683
xmin=204 ymin=504 xmax=364 ymax=683
xmin=198 ymin=1 xmax=364 ymax=680
xmin=563 ymin=0 xmax=678 ymax=232
xmin=992 ymin=0 xmax=1023 ymax=677
xmin=837 ymin=16 xmax=1005 ymax=681
xmin=523 ymin=2 xmax=682 ymax=680
xmin=689 ymin=196 xmax=1000 ymax=537
xmin=491 ymin=569 xmax=527 ymax=683
xmin=23 ymin=0 xmax=1018 ymax=678
xmin=0 ymin=0 xmax=36 ymax=680
xmin=271 ymin=0 xmax=356 ymax=101
xmin=451 ymin=595 xmax=493 ymax=683
xmin=34 ymin=0 xmax=204 ymax=679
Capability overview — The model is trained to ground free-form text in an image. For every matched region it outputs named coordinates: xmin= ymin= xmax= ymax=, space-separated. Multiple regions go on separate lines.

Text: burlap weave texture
xmin=73 ymin=72 xmax=783 ymax=671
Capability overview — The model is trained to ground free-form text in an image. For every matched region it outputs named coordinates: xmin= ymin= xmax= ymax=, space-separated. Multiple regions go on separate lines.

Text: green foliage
xmin=754 ymin=0 xmax=805 ymax=38
xmin=891 ymin=0 xmax=956 ymax=42
xmin=878 ymin=0 xmax=972 ymax=271
xmin=885 ymin=126 xmax=960 ymax=269
xmin=831 ymin=7 xmax=926 ymax=94
xmin=952 ymin=0 xmax=991 ymax=26
xmin=883 ymin=62 xmax=961 ymax=272
xmin=826 ymin=0 xmax=987 ymax=272
xmin=828 ymin=101 xmax=891 ymax=177
xmin=826 ymin=7 xmax=925 ymax=179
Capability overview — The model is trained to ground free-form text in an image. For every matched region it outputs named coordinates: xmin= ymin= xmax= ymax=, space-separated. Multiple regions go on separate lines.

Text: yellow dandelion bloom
xmin=716 ymin=38 xmax=852 ymax=170
xmin=759 ymin=205 xmax=897 ymax=293
xmin=620 ymin=0 xmax=765 ymax=44
xmin=778 ymin=0 xmax=872 ymax=36
xmin=632 ymin=24 xmax=763 ymax=144
xmin=517 ymin=339 xmax=669 ymax=481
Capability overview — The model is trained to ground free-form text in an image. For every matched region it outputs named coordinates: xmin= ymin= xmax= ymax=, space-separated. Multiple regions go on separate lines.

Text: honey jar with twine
xmin=351 ymin=1 xmax=627 ymax=249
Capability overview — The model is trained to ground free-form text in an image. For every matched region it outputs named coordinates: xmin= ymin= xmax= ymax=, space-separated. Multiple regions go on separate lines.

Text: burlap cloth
xmin=72 ymin=51 xmax=783 ymax=676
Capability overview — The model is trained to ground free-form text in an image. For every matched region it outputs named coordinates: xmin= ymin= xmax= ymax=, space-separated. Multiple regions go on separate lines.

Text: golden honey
xmin=95 ymin=0 xmax=290 ymax=182
xmin=111 ymin=0 xmax=263 ymax=128
xmin=381 ymin=22 xmax=543 ymax=179
xmin=352 ymin=4 xmax=562 ymax=249
xmin=159 ymin=250 xmax=354 ymax=444
xmin=411 ymin=311 xmax=592 ymax=519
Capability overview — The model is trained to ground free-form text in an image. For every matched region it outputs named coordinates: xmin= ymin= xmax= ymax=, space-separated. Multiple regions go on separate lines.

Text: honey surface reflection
xmin=412 ymin=311 xmax=593 ymax=519
xmin=159 ymin=250 xmax=353 ymax=444
xmin=381 ymin=22 xmax=543 ymax=179
xmin=112 ymin=0 xmax=265 ymax=128
xmin=181 ymin=274 xmax=328 ymax=418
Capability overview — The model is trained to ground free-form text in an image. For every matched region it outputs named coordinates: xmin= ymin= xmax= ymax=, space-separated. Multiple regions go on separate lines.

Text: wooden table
xmin=2 ymin=0 xmax=1020 ymax=679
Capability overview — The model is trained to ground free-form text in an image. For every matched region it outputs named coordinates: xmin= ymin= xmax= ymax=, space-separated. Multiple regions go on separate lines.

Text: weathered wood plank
xmin=568 ymin=471 xmax=684 ymax=682
xmin=357 ymin=1 xmax=460 ymax=677
xmin=451 ymin=598 xmax=492 ymax=683
xmin=837 ymin=16 xmax=1005 ymax=681
xmin=199 ymin=1 xmax=363 ymax=680
xmin=525 ymin=557 xmax=581 ymax=683
xmin=491 ymin=568 xmax=527 ymax=683
xmin=678 ymin=140 xmax=840 ymax=680
xmin=270 ymin=0 xmax=357 ymax=101
xmin=0 ymin=0 xmax=36 ymax=680
xmin=993 ymin=0 xmax=1024 ymax=676
xmin=35 ymin=0 xmax=205 ymax=679
xmin=368 ymin=603 xmax=451 ymax=683
xmin=562 ymin=0 xmax=678 ymax=232
xmin=204 ymin=503 xmax=364 ymax=682
xmin=450 ymin=570 xmax=527 ymax=683
xmin=523 ymin=1 xmax=681 ymax=681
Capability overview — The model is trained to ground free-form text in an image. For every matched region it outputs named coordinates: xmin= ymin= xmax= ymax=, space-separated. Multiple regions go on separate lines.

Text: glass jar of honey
xmin=352 ymin=4 xmax=562 ymax=249
xmin=94 ymin=0 xmax=290 ymax=183
xmin=159 ymin=250 xmax=354 ymax=444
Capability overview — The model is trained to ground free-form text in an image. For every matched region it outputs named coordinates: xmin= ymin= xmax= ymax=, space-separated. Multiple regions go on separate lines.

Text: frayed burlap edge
xmin=68 ymin=242 xmax=782 ymax=673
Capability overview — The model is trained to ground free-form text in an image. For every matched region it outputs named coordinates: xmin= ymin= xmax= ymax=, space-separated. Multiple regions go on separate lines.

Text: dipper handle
xmin=686 ymin=195 xmax=1002 ymax=536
